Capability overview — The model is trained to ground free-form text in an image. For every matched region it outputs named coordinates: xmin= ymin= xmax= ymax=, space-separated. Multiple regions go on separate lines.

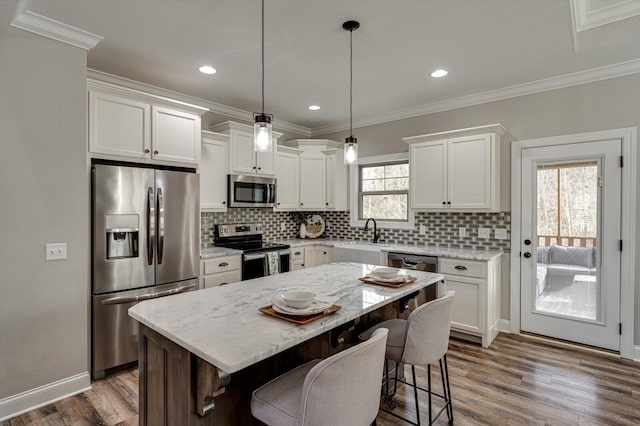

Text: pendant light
xmin=254 ymin=0 xmax=273 ymax=152
xmin=343 ymin=20 xmax=360 ymax=165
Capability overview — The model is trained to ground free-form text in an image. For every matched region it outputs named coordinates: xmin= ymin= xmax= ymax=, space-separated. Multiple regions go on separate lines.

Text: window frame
xmin=349 ymin=153 xmax=415 ymax=230
xmin=358 ymin=161 xmax=409 ymax=222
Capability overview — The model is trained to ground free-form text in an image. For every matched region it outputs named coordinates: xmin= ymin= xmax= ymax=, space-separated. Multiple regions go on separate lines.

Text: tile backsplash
xmin=201 ymin=210 xmax=511 ymax=252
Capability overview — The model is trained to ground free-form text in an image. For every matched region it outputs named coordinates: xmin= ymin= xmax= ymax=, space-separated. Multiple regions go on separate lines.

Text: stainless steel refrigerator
xmin=91 ymin=163 xmax=199 ymax=379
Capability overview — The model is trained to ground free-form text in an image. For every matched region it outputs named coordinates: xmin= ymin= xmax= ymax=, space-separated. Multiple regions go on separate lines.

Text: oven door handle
xmin=244 ymin=253 xmax=266 ymax=261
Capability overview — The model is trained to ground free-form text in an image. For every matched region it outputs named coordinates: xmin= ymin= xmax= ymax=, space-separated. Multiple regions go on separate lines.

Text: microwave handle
xmin=269 ymin=183 xmax=275 ymax=204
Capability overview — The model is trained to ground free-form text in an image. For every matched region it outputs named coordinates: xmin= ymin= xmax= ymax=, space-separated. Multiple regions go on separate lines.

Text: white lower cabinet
xmin=289 ymin=245 xmax=333 ymax=270
xmin=439 ymin=256 xmax=501 ymax=348
xmin=200 ymin=255 xmax=242 ymax=289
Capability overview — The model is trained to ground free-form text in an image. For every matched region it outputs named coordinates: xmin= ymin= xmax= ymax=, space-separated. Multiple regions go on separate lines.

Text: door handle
xmin=454 ymin=265 xmax=468 ymax=271
xmin=101 ymin=282 xmax=196 ymax=305
xmin=524 ymin=239 xmax=532 ymax=245
xmin=157 ymin=187 xmax=165 ymax=264
xmin=147 ymin=187 xmax=154 ymax=265
xmin=523 ymin=252 xmax=532 ymax=258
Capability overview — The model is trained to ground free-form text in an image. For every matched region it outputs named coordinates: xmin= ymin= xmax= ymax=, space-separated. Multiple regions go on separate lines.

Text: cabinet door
xmin=448 ymin=135 xmax=491 ymax=209
xmin=299 ymin=155 xmax=326 ymax=209
xmin=256 ymin=148 xmax=276 ymax=176
xmin=445 ymin=274 xmax=485 ymax=335
xmin=325 ymin=153 xmax=336 ymax=209
xmin=152 ymin=106 xmax=200 ymax=164
xmin=275 ymin=151 xmax=300 ymax=210
xmin=229 ymin=129 xmax=256 ymax=174
xmin=89 ymin=90 xmax=151 ymax=158
xmin=410 ymin=141 xmax=447 ymax=209
xmin=200 ymin=137 xmax=228 ymax=210
xmin=304 ymin=246 xmax=317 ymax=267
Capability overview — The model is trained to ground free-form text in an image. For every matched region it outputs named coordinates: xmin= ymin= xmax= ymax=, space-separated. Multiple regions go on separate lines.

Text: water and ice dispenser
xmin=105 ymin=214 xmax=139 ymax=259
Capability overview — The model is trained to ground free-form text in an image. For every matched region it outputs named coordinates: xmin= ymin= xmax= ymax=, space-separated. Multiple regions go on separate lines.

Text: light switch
xmin=459 ymin=227 xmax=466 ymax=238
xmin=46 ymin=243 xmax=67 ymax=261
xmin=495 ymin=228 xmax=508 ymax=239
xmin=419 ymin=225 xmax=426 ymax=235
xmin=478 ymin=228 xmax=490 ymax=239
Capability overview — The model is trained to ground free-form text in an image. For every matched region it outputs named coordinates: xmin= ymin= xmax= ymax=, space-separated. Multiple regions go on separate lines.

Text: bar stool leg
xmin=427 ymin=364 xmax=432 ymax=425
xmin=411 ymin=365 xmax=421 ymax=426
xmin=439 ymin=358 xmax=449 ymax=422
xmin=443 ymin=355 xmax=454 ymax=424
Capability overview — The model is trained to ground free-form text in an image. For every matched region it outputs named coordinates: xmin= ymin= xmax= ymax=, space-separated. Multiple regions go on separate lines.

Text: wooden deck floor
xmin=3 ymin=333 xmax=639 ymax=425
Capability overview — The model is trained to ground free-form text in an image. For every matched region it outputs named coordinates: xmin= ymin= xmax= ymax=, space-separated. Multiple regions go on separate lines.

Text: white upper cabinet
xmin=200 ymin=131 xmax=229 ymax=211
xmin=88 ymin=79 xmax=206 ymax=165
xmin=299 ymin=154 xmax=326 ymax=210
xmin=280 ymin=139 xmax=347 ymax=212
xmin=275 ymin=146 xmax=301 ymax=210
xmin=210 ymin=121 xmax=281 ymax=177
xmin=404 ymin=124 xmax=505 ymax=212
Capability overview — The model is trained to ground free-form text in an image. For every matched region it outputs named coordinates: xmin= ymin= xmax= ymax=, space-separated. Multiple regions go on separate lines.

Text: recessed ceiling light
xmin=430 ymin=69 xmax=448 ymax=78
xmin=308 ymin=105 xmax=321 ymax=111
xmin=199 ymin=65 xmax=217 ymax=75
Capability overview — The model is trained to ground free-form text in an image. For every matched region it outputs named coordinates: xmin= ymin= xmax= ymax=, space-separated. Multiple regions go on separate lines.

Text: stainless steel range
xmin=214 ymin=223 xmax=290 ymax=280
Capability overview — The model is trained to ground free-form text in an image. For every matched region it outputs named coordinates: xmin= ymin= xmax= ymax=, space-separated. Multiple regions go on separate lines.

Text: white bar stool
xmin=251 ymin=328 xmax=388 ymax=426
xmin=359 ymin=291 xmax=455 ymax=425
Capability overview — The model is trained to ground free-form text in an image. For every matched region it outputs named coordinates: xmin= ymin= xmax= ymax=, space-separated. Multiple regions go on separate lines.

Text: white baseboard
xmin=499 ymin=319 xmax=511 ymax=333
xmin=0 ymin=372 xmax=91 ymax=422
xmin=634 ymin=345 xmax=640 ymax=362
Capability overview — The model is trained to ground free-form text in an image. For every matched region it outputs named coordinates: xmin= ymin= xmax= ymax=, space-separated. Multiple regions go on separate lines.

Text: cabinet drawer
xmin=439 ymin=258 xmax=485 ymax=278
xmin=290 ymin=248 xmax=305 ymax=261
xmin=203 ymin=270 xmax=241 ymax=288
xmin=203 ymin=255 xmax=241 ymax=275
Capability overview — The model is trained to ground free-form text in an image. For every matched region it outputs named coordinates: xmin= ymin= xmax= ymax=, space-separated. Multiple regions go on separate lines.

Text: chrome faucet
xmin=364 ymin=218 xmax=381 ymax=244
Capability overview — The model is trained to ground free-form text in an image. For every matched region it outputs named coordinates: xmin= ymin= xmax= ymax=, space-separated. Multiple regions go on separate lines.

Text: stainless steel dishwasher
xmin=387 ymin=251 xmax=438 ymax=272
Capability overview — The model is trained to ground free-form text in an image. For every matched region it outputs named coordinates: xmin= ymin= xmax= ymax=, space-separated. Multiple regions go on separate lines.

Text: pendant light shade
xmin=343 ymin=20 xmax=360 ymax=165
xmin=254 ymin=0 xmax=273 ymax=152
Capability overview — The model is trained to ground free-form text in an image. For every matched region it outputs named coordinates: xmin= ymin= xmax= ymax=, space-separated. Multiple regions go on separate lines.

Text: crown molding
xmin=86 ymin=69 xmax=311 ymax=137
xmin=10 ymin=0 xmax=102 ymax=50
xmin=310 ymin=58 xmax=640 ymax=136
xmin=571 ymin=0 xmax=640 ymax=33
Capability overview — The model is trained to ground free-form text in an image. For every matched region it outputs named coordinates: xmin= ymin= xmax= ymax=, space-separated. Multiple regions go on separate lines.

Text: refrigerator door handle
xmin=101 ymin=282 xmax=196 ymax=305
xmin=147 ymin=187 xmax=155 ymax=265
xmin=157 ymin=187 xmax=165 ymax=264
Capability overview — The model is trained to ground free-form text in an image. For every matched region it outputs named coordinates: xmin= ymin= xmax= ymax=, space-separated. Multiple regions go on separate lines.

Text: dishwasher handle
xmin=101 ymin=282 xmax=196 ymax=305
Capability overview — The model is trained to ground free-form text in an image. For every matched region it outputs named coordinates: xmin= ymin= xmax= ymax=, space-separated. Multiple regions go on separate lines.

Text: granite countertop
xmin=201 ymin=247 xmax=243 ymax=259
xmin=268 ymin=239 xmax=502 ymax=261
xmin=129 ymin=262 xmax=443 ymax=373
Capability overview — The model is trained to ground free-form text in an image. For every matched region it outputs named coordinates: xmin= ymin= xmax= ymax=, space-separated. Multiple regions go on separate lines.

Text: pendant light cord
xmin=261 ymin=0 xmax=265 ymax=114
xmin=349 ymin=27 xmax=353 ymax=137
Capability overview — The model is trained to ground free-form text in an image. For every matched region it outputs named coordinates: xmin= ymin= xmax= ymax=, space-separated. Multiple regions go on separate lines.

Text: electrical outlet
xmin=419 ymin=225 xmax=426 ymax=235
xmin=280 ymin=223 xmax=286 ymax=231
xmin=478 ymin=228 xmax=490 ymax=239
xmin=495 ymin=228 xmax=508 ymax=240
xmin=458 ymin=227 xmax=466 ymax=238
xmin=46 ymin=243 xmax=67 ymax=260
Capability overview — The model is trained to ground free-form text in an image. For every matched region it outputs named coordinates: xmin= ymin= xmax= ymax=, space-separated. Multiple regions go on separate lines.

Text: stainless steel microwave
xmin=228 ymin=174 xmax=276 ymax=208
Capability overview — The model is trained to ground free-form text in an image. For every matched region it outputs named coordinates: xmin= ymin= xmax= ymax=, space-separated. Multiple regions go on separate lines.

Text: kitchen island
xmin=129 ymin=262 xmax=443 ymax=425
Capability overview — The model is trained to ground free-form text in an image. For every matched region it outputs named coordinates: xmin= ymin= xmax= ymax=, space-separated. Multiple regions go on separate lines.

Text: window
xmin=359 ymin=161 xmax=409 ymax=221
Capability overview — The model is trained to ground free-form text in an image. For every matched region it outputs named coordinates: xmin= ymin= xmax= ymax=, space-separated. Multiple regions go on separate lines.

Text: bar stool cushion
xmin=358 ymin=318 xmax=406 ymax=362
xmin=251 ymin=360 xmax=321 ymax=426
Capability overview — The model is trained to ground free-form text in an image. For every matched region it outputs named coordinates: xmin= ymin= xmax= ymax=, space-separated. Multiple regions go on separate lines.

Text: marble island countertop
xmin=129 ymin=262 xmax=443 ymax=373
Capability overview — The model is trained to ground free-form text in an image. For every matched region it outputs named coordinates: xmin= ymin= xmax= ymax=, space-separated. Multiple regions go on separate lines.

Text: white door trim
xmin=510 ymin=127 xmax=636 ymax=359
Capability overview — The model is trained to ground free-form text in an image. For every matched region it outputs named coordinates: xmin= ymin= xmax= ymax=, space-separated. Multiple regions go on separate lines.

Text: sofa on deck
xmin=536 ymin=245 xmax=596 ymax=295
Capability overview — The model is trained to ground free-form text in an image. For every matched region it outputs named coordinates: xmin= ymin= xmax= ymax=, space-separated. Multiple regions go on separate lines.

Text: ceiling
xmin=6 ymin=0 xmax=640 ymax=134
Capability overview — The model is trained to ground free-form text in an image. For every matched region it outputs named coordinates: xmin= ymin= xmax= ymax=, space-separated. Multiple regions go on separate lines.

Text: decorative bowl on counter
xmin=372 ymin=267 xmax=399 ymax=279
xmin=280 ymin=291 xmax=316 ymax=309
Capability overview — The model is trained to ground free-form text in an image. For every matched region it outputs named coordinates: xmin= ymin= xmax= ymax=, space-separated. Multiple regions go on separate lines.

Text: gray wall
xmin=318 ymin=73 xmax=640 ymax=346
xmin=0 ymin=29 xmax=89 ymax=397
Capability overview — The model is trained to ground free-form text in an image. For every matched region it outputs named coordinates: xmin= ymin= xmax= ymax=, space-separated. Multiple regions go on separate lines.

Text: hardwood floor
xmin=3 ymin=333 xmax=639 ymax=425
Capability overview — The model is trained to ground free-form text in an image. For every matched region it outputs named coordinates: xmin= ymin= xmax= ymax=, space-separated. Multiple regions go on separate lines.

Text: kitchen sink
xmin=332 ymin=243 xmax=386 ymax=266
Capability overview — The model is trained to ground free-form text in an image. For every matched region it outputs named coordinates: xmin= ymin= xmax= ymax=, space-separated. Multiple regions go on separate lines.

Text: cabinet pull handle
xmin=222 ymin=201 xmax=226 ymax=205
xmin=277 ymin=202 xmax=281 ymax=205
xmin=144 ymin=149 xmax=150 ymax=154
xmin=154 ymin=150 xmax=159 ymax=155
xmin=258 ymin=167 xmax=262 ymax=170
xmin=218 ymin=262 xmax=229 ymax=267
xmin=454 ymin=265 xmax=468 ymax=271
xmin=294 ymin=251 xmax=301 ymax=255
xmin=447 ymin=201 xmax=451 ymax=205
xmin=253 ymin=166 xmax=257 ymax=169
xmin=442 ymin=201 xmax=446 ymax=205
xmin=300 ymin=203 xmax=304 ymax=206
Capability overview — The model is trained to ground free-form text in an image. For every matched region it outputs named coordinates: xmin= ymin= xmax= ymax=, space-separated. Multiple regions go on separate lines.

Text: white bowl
xmin=372 ymin=267 xmax=399 ymax=279
xmin=281 ymin=291 xmax=316 ymax=309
